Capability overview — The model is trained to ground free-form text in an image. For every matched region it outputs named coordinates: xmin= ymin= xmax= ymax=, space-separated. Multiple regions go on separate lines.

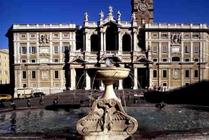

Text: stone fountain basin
xmin=87 ymin=67 xmax=130 ymax=80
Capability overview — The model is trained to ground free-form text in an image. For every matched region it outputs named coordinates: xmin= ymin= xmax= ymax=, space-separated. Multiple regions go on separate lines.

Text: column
xmin=26 ymin=33 xmax=30 ymax=63
xmin=60 ymin=70 xmax=64 ymax=90
xmin=149 ymin=68 xmax=153 ymax=88
xmin=70 ymin=69 xmax=76 ymax=90
xmin=104 ymin=33 xmax=106 ymax=51
xmin=37 ymin=70 xmax=40 ymax=89
xmin=49 ymin=39 xmax=53 ymax=63
xmin=118 ymin=80 xmax=123 ymax=90
xmin=133 ymin=68 xmax=138 ymax=90
xmin=168 ymin=69 xmax=171 ymax=89
xmin=85 ymin=72 xmax=91 ymax=90
xmin=100 ymin=31 xmax=104 ymax=52
xmin=50 ymin=69 xmax=53 ymax=94
xmin=191 ymin=42 xmax=193 ymax=62
xmin=158 ymin=42 xmax=161 ymax=62
xmin=59 ymin=41 xmax=63 ymax=62
xmin=118 ymin=31 xmax=122 ymax=52
xmin=133 ymin=29 xmax=138 ymax=51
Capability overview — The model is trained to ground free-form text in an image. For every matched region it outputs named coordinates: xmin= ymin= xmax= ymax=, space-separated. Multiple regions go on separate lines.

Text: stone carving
xmin=77 ymin=98 xmax=138 ymax=136
xmin=117 ymin=11 xmax=121 ymax=21
xmin=76 ymin=66 xmax=138 ymax=139
xmin=39 ymin=34 xmax=49 ymax=45
xmin=99 ymin=11 xmax=104 ymax=21
xmin=84 ymin=12 xmax=88 ymax=22
xmin=132 ymin=13 xmax=136 ymax=22
xmin=171 ymin=33 xmax=182 ymax=45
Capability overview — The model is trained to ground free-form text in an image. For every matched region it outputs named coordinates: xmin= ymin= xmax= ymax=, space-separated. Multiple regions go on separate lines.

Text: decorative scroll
xmin=76 ymin=98 xmax=138 ymax=136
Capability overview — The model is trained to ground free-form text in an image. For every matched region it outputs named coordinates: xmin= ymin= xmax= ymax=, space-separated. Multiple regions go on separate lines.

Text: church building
xmin=7 ymin=0 xmax=209 ymax=97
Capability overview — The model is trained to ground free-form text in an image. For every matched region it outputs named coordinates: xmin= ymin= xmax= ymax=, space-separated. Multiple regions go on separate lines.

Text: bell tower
xmin=131 ymin=0 xmax=154 ymax=26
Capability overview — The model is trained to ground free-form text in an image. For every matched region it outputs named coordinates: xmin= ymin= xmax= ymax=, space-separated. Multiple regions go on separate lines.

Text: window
xmin=53 ymin=59 xmax=59 ymax=62
xmin=31 ymin=59 xmax=36 ymax=63
xmin=192 ymin=33 xmax=200 ymax=39
xmin=54 ymin=71 xmax=59 ymax=79
xmin=22 ymin=71 xmax=26 ymax=79
xmin=22 ymin=60 xmax=26 ymax=63
xmin=30 ymin=47 xmax=37 ymax=54
xmin=163 ymin=83 xmax=167 ymax=86
xmin=153 ymin=70 xmax=157 ymax=78
xmin=53 ymin=33 xmax=59 ymax=38
xmin=21 ymin=47 xmax=27 ymax=54
xmin=153 ymin=59 xmax=158 ymax=62
xmin=23 ymin=84 xmax=27 ymax=88
xmin=21 ymin=34 xmax=26 ymax=38
xmin=172 ymin=57 xmax=180 ymax=62
xmin=194 ymin=70 xmax=199 ymax=78
xmin=30 ymin=34 xmax=36 ymax=38
xmin=63 ymin=33 xmax=69 ymax=38
xmin=162 ymin=70 xmax=167 ymax=78
xmin=151 ymin=33 xmax=158 ymax=39
xmin=62 ymin=45 xmax=69 ymax=53
xmin=184 ymin=59 xmax=190 ymax=62
xmin=184 ymin=33 xmax=191 ymax=39
xmin=161 ymin=33 xmax=168 ymax=39
xmin=185 ymin=70 xmax=190 ymax=78
xmin=162 ymin=58 xmax=167 ymax=62
xmin=194 ymin=58 xmax=199 ymax=62
xmin=54 ymin=46 xmax=59 ymax=53
xmin=184 ymin=42 xmax=190 ymax=53
xmin=193 ymin=42 xmax=200 ymax=53
xmin=161 ymin=42 xmax=168 ymax=53
xmin=32 ymin=71 xmax=36 ymax=79
xmin=151 ymin=42 xmax=159 ymax=53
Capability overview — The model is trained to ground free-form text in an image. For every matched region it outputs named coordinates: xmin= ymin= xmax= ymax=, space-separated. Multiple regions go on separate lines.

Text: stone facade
xmin=0 ymin=49 xmax=9 ymax=84
xmin=145 ymin=24 xmax=209 ymax=90
xmin=6 ymin=0 xmax=209 ymax=97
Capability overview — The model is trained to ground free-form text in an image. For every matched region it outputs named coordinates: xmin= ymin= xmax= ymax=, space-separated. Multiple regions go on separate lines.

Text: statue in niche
xmin=173 ymin=69 xmax=179 ymax=79
xmin=171 ymin=33 xmax=181 ymax=45
xmin=39 ymin=34 xmax=49 ymax=44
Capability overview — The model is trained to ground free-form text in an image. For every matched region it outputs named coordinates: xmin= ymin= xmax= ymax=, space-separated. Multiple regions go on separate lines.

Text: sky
xmin=0 ymin=0 xmax=209 ymax=49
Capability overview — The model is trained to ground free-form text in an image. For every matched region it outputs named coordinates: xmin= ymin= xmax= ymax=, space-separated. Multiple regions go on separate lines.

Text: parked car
xmin=33 ymin=92 xmax=45 ymax=97
xmin=0 ymin=94 xmax=12 ymax=102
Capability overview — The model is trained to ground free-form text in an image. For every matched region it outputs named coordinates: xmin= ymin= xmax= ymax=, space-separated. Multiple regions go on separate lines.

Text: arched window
xmin=91 ymin=34 xmax=99 ymax=52
xmin=106 ymin=23 xmax=118 ymax=51
xmin=122 ymin=34 xmax=131 ymax=52
xmin=172 ymin=57 xmax=180 ymax=62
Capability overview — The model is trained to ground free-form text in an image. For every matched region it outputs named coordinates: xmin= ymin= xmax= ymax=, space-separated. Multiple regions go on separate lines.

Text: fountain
xmin=76 ymin=65 xmax=138 ymax=140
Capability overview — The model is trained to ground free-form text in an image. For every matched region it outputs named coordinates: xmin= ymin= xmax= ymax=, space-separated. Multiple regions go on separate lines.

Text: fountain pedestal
xmin=76 ymin=67 xmax=138 ymax=140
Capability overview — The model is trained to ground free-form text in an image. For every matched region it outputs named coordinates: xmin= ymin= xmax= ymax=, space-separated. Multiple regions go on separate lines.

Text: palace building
xmin=0 ymin=49 xmax=10 ymax=84
xmin=7 ymin=0 xmax=209 ymax=97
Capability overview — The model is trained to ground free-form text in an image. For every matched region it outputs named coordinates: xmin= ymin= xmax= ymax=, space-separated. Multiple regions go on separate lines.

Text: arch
xmin=122 ymin=33 xmax=131 ymax=52
xmin=91 ymin=34 xmax=100 ymax=52
xmin=106 ymin=23 xmax=118 ymax=51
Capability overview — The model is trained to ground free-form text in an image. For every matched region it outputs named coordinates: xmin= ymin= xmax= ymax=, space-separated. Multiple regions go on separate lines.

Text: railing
xmin=145 ymin=23 xmax=208 ymax=29
xmin=13 ymin=24 xmax=76 ymax=29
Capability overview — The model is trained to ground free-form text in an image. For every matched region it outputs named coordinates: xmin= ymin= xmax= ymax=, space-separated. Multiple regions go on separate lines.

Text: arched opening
xmin=172 ymin=57 xmax=180 ymax=62
xmin=106 ymin=23 xmax=118 ymax=51
xmin=91 ymin=34 xmax=100 ymax=52
xmin=122 ymin=34 xmax=131 ymax=52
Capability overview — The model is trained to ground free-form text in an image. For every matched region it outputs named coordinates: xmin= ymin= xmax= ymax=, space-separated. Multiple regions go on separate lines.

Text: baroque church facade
xmin=7 ymin=0 xmax=209 ymax=97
